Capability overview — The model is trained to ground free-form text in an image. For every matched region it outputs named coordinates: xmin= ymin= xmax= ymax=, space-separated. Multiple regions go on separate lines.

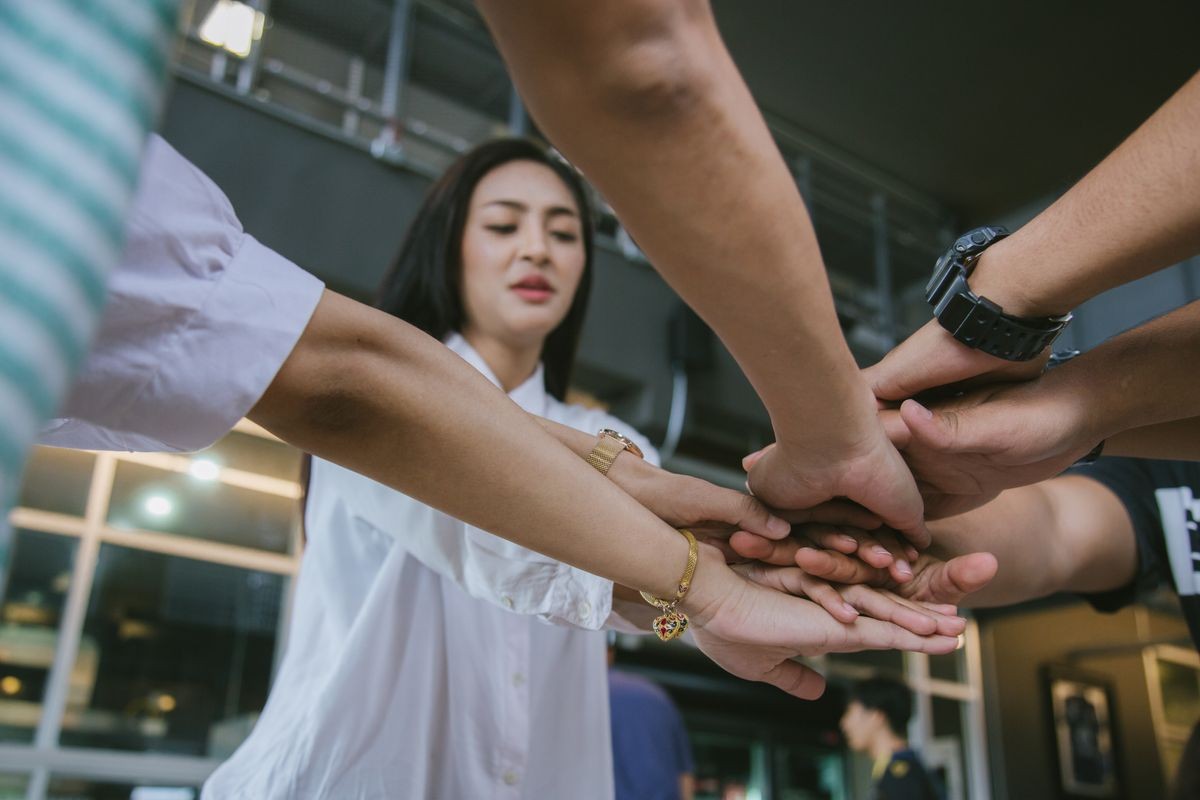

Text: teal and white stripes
xmin=0 ymin=0 xmax=180 ymax=510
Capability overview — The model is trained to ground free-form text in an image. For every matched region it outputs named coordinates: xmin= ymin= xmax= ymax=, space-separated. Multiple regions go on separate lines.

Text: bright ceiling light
xmin=198 ymin=0 xmax=266 ymax=58
xmin=143 ymin=494 xmax=174 ymax=518
xmin=188 ymin=458 xmax=221 ymax=481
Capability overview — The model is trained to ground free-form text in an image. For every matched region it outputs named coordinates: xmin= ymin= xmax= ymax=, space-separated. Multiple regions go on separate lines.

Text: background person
xmin=609 ymin=645 xmax=695 ymax=800
xmin=202 ymin=139 xmax=962 ymax=799
xmin=840 ymin=678 xmax=940 ymax=800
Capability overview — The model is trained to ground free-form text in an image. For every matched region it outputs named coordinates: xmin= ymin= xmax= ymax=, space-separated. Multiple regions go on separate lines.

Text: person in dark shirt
xmin=840 ymin=678 xmax=939 ymax=800
xmin=609 ymin=663 xmax=695 ymax=800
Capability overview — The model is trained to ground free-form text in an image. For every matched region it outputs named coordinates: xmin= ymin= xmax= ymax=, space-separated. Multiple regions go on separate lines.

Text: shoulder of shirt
xmin=544 ymin=398 xmax=660 ymax=467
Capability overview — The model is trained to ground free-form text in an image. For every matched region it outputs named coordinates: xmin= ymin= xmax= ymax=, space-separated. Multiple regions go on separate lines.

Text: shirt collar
xmin=444 ymin=332 xmax=548 ymax=415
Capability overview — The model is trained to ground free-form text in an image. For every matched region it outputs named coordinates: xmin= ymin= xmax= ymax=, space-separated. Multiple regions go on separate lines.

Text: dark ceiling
xmin=711 ymin=1 xmax=1200 ymax=222
xmin=272 ymin=0 xmax=1200 ymax=222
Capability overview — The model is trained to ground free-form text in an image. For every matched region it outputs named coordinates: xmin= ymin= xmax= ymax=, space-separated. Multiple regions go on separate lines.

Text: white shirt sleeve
xmin=37 ymin=134 xmax=324 ymax=453
xmin=310 ymin=456 xmax=615 ymax=630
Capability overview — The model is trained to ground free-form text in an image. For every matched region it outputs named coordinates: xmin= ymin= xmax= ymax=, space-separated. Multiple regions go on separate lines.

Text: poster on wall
xmin=1044 ymin=665 xmax=1120 ymax=799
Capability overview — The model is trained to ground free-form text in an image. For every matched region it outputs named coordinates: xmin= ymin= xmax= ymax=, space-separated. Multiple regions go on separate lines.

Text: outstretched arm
xmin=743 ymin=476 xmax=1138 ymax=609
xmin=883 ymin=299 xmax=1200 ymax=517
xmin=867 ymin=69 xmax=1200 ymax=402
xmin=925 ymin=477 xmax=1138 ymax=606
xmin=476 ymin=0 xmax=926 ymax=544
xmin=251 ymin=291 xmax=959 ymax=697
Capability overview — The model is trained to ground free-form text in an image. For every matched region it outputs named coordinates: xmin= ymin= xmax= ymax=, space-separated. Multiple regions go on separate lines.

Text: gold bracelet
xmin=639 ymin=529 xmax=699 ymax=642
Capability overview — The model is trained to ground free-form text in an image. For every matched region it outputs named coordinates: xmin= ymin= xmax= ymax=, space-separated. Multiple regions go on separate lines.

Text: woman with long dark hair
xmin=205 ymin=139 xmax=657 ymax=798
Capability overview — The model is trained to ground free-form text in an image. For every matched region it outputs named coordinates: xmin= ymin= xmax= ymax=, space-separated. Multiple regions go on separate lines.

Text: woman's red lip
xmin=511 ymin=278 xmax=553 ymax=291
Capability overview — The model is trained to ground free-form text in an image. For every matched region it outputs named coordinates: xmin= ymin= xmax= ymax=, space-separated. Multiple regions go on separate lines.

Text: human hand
xmin=726 ymin=528 xmax=997 ymax=607
xmin=863 ymin=318 xmax=1048 ymax=404
xmin=733 ymin=561 xmax=966 ymax=638
xmin=681 ymin=545 xmax=960 ymax=699
xmin=880 ymin=371 xmax=1101 ymax=518
xmin=719 ymin=487 xmax=919 ymax=583
xmin=743 ymin=428 xmax=929 ymax=549
xmin=607 ymin=452 xmax=883 ymax=550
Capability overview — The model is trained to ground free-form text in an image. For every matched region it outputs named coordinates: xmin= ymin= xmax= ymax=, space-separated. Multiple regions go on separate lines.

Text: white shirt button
xmin=501 ymin=595 xmax=514 ymax=609
xmin=502 ymin=771 xmax=519 ymax=786
xmin=512 ymin=672 xmax=526 ymax=687
xmin=578 ymin=601 xmax=592 ymax=619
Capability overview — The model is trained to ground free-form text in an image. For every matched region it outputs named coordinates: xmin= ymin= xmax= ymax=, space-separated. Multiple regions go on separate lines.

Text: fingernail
xmin=842 ymin=602 xmax=858 ymax=617
xmin=895 ymin=559 xmax=913 ymax=577
xmin=872 ymin=546 xmax=891 ymax=559
xmin=910 ymin=400 xmax=933 ymax=420
xmin=745 ymin=480 xmax=756 ymax=497
xmin=956 ymin=634 xmax=966 ymax=650
xmin=837 ymin=535 xmax=858 ymax=549
xmin=767 ymin=516 xmax=791 ymax=537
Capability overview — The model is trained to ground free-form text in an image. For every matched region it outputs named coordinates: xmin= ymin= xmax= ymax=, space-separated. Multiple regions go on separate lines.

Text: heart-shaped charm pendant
xmin=653 ymin=611 xmax=689 ymax=642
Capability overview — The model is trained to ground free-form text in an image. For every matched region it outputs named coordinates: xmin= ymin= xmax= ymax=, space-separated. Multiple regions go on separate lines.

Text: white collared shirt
xmin=203 ymin=334 xmax=658 ymax=800
xmin=37 ymin=134 xmax=324 ymax=453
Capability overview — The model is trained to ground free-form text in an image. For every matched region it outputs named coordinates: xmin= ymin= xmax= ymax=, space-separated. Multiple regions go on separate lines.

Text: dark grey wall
xmin=994 ymin=198 xmax=1200 ymax=353
xmin=157 ymin=78 xmax=773 ymax=453
xmin=160 ymin=79 xmax=429 ymax=297
xmin=981 ymin=601 xmax=1190 ymax=800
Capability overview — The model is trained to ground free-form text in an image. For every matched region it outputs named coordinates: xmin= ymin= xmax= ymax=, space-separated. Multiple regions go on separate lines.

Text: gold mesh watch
xmin=584 ymin=428 xmax=644 ymax=475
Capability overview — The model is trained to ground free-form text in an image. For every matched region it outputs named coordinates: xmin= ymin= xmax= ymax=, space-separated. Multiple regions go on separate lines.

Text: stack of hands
xmin=610 ymin=324 xmax=1094 ymax=700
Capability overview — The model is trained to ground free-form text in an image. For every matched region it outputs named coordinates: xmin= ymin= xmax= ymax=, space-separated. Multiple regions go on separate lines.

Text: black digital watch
xmin=925 ymin=226 xmax=1072 ymax=361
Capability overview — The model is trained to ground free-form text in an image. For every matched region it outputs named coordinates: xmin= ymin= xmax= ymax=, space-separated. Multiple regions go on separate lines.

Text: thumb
xmin=900 ymin=399 xmax=999 ymax=454
xmin=742 ymin=442 xmax=774 ymax=472
xmin=693 ymin=485 xmax=791 ymax=539
xmin=922 ymin=553 xmax=999 ymax=604
xmin=879 ymin=408 xmax=912 ymax=450
xmin=760 ymin=659 xmax=827 ymax=700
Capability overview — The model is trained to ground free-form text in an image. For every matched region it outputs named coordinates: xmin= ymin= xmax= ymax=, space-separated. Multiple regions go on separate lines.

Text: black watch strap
xmin=926 ymin=226 xmax=1072 ymax=362
xmin=933 ymin=282 xmax=1071 ymax=361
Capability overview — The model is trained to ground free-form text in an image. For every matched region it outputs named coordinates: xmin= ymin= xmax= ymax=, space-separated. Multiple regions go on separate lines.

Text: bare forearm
xmin=929 ymin=489 xmax=1067 ymax=607
xmin=477 ymin=0 xmax=873 ymax=449
xmin=972 ymin=71 xmax=1200 ymax=315
xmin=1105 ymin=417 xmax=1200 ymax=460
xmin=931 ymin=476 xmax=1136 ymax=606
xmin=1042 ymin=300 xmax=1200 ymax=448
xmin=250 ymin=291 xmax=687 ymax=598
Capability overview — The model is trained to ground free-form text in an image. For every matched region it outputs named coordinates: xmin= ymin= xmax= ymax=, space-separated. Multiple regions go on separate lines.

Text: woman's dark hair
xmin=375 ymin=138 xmax=595 ymax=401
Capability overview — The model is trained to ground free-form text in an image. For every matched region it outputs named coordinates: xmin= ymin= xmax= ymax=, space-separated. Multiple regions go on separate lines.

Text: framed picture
xmin=1044 ymin=665 xmax=1120 ymax=798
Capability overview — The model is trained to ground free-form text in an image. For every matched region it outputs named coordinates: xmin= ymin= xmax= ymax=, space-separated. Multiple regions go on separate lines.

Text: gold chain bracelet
xmin=639 ymin=529 xmax=698 ymax=642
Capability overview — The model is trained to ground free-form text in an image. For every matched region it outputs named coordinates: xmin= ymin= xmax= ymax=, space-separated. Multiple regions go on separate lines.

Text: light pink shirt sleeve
xmin=39 ymin=134 xmax=324 ymax=452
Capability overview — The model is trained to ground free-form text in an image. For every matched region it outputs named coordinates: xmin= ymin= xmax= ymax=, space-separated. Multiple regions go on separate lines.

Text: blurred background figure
xmin=609 ymin=643 xmax=696 ymax=800
xmin=841 ymin=678 xmax=940 ymax=800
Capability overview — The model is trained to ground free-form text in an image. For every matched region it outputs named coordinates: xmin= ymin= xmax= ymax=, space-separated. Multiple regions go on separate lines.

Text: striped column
xmin=0 ymin=0 xmax=180 ymax=512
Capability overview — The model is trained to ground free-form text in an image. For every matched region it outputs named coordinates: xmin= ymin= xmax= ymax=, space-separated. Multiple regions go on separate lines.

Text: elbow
xmin=587 ymin=0 xmax=719 ymax=122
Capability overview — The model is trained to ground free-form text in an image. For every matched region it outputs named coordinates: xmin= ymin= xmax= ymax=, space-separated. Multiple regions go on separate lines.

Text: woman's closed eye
xmin=550 ymin=230 xmax=579 ymax=243
xmin=485 ymin=223 xmax=518 ymax=235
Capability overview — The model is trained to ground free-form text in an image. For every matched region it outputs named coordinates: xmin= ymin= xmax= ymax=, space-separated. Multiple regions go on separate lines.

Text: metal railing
xmin=173 ymin=0 xmax=954 ymax=357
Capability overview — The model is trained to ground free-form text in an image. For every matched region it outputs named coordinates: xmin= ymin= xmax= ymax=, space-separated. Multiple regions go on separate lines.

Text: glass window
xmin=59 ymin=545 xmax=284 ymax=757
xmin=193 ymin=432 xmax=302 ymax=482
xmin=929 ymin=696 xmax=969 ymax=800
xmin=106 ymin=461 xmax=298 ymax=554
xmin=691 ymin=730 xmax=764 ymax=800
xmin=929 ymin=649 xmax=963 ymax=683
xmin=17 ymin=447 xmax=95 ymax=518
xmin=773 ymin=744 xmax=846 ymax=800
xmin=0 ymin=773 xmax=27 ymax=799
xmin=0 ymin=529 xmax=78 ymax=743
xmin=828 ymin=650 xmax=905 ymax=676
xmin=47 ymin=778 xmax=198 ymax=800
xmin=1157 ymin=657 xmax=1200 ymax=729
